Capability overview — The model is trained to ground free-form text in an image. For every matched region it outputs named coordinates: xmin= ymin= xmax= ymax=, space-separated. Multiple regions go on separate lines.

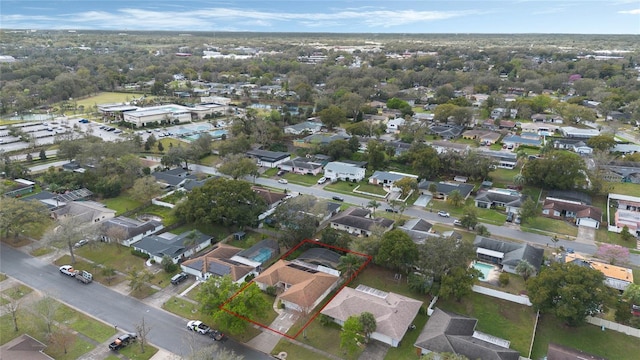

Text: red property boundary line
xmin=219 ymin=239 xmax=372 ymax=339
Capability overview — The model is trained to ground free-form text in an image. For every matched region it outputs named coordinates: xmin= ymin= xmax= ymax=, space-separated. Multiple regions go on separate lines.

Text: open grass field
xmin=75 ymin=92 xmax=145 ymax=109
xmin=437 ymin=292 xmax=536 ymax=355
xmin=531 ymin=314 xmax=640 ymax=359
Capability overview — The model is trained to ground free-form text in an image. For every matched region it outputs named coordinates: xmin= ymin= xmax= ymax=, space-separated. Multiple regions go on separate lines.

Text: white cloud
xmin=1 ymin=6 xmax=479 ymax=31
xmin=618 ymin=8 xmax=640 ymax=14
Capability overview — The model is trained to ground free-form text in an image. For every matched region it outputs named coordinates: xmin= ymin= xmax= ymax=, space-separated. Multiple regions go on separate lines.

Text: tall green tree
xmin=175 ymin=178 xmax=266 ymax=228
xmin=366 ymin=140 xmax=387 ymax=170
xmin=515 ymin=260 xmax=536 ymax=281
xmin=340 ymin=316 xmax=364 ymax=355
xmin=522 ymin=151 xmax=587 ymax=190
xmin=518 ymin=198 xmax=539 ymax=225
xmin=218 ymin=154 xmax=259 ymax=180
xmin=415 ymin=236 xmax=476 ymax=282
xmin=318 ymin=105 xmax=346 ymax=130
xmin=130 ymin=176 xmax=163 ymax=204
xmin=0 ymin=197 xmax=50 ymax=241
xmin=527 ymin=262 xmax=615 ymax=326
xmin=447 ymin=190 xmax=464 ymax=207
xmin=439 ymin=266 xmax=481 ymax=301
xmin=359 ymin=312 xmax=377 ymax=342
xmin=337 ymin=254 xmax=364 ymax=281
xmin=375 ymin=230 xmax=417 ymax=273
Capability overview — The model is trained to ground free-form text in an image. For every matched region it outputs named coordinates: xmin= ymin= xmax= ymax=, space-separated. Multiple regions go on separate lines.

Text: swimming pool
xmin=250 ymin=248 xmax=273 ymax=263
xmin=472 ymin=261 xmax=496 ymax=282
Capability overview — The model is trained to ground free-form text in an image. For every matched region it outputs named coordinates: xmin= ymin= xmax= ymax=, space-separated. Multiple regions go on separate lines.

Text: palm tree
xmin=337 ymin=254 xmax=363 ymax=281
xmin=447 ymin=190 xmax=464 ymax=207
xmin=515 ymin=260 xmax=535 ymax=281
xmin=367 ymin=200 xmax=381 ymax=217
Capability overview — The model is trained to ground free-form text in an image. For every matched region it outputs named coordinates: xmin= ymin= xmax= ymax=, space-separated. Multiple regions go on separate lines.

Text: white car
xmin=187 ymin=320 xmax=210 ymax=334
xmin=74 ymin=239 xmax=89 ymax=248
xmin=278 ymin=179 xmax=288 ymax=184
xmin=59 ymin=265 xmax=76 ymax=276
xmin=437 ymin=211 xmax=450 ymax=218
xmin=317 ymin=177 xmax=327 ymax=184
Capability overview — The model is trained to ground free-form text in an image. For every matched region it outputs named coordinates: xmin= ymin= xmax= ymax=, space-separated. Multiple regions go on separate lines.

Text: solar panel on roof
xmin=355 ymin=284 xmax=388 ymax=299
xmin=207 ymin=262 xmax=231 ymax=276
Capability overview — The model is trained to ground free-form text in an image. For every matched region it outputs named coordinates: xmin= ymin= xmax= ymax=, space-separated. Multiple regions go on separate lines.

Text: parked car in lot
xmin=317 ymin=177 xmax=328 ymax=184
xmin=332 ymin=195 xmax=344 ymax=202
xmin=170 ymin=272 xmax=188 ymax=285
xmin=187 ymin=320 xmax=211 ymax=334
xmin=277 ymin=179 xmax=288 ymax=184
xmin=437 ymin=211 xmax=450 ymax=218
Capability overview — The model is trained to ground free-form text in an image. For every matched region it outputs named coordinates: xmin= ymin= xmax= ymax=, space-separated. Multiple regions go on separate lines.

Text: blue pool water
xmin=251 ymin=248 xmax=273 ymax=263
xmin=472 ymin=262 xmax=495 ymax=282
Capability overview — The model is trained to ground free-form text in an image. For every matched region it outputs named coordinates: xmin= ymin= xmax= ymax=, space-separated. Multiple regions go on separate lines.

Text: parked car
xmin=276 ymin=170 xmax=287 ymax=176
xmin=506 ymin=212 xmax=514 ymax=222
xmin=437 ymin=211 xmax=450 ymax=218
xmin=74 ymin=239 xmax=89 ymax=248
xmin=170 ymin=272 xmax=188 ymax=285
xmin=277 ymin=179 xmax=288 ymax=184
xmin=385 ymin=208 xmax=398 ymax=213
xmin=453 ymin=219 xmax=463 ymax=226
xmin=209 ymin=330 xmax=225 ymax=341
xmin=109 ymin=333 xmax=137 ymax=351
xmin=187 ymin=320 xmax=210 ymax=335
xmin=514 ymin=216 xmax=521 ymax=225
xmin=317 ymin=177 xmax=328 ymax=184
xmin=332 ymin=195 xmax=344 ymax=202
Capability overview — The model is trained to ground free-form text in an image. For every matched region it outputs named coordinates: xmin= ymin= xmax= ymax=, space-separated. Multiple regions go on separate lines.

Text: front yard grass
xmin=437 ymin=292 xmax=536 ymax=355
xmin=282 ymin=172 xmax=321 ymax=186
xmin=289 ymin=318 xmax=363 ymax=360
xmin=117 ymin=342 xmax=159 ymax=360
xmin=271 ymin=339 xmax=334 ymax=360
xmin=2 ymin=285 xmax=33 ymax=300
xmin=521 ymin=217 xmax=578 ymax=237
xmin=30 ymin=246 xmax=55 ymax=257
xmin=54 ymin=302 xmax=114 ymax=342
xmin=354 ymin=183 xmax=388 ymax=196
xmin=531 ymin=314 xmax=640 ymax=360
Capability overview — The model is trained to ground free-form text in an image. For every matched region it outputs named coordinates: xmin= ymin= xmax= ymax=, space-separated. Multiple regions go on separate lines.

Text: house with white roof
xmin=323 ymin=161 xmax=366 ymax=182
xmin=284 ymin=121 xmax=323 ymax=135
xmin=386 ymin=118 xmax=406 ymax=133
xmin=560 ymin=126 xmax=600 ymax=139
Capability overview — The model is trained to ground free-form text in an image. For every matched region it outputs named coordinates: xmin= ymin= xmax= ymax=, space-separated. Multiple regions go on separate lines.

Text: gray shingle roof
xmin=415 ymin=308 xmax=520 ymax=360
xmin=418 ymin=181 xmax=474 ymax=198
xmin=474 ymin=236 xmax=544 ymax=271
xmin=134 ymin=230 xmax=212 ymax=259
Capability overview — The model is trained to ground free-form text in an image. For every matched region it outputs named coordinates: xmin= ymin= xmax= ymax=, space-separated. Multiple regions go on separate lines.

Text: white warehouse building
xmin=123 ymin=104 xmax=192 ymax=127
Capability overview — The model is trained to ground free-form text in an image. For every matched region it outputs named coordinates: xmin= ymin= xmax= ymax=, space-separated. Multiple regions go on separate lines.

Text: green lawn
xmin=634 ymin=268 xmax=640 ymax=285
xmin=30 ymin=246 xmax=55 ymax=257
xmin=75 ymin=92 xmax=145 ymax=109
xmin=384 ymin=312 xmax=429 ymax=360
xmin=489 ymin=168 xmax=521 ymax=186
xmin=72 ymin=243 xmax=148 ymax=274
xmin=531 ymin=314 xmax=640 ymax=360
xmin=354 ymin=183 xmax=389 ymax=196
xmin=117 ymin=343 xmax=159 ymax=360
xmin=271 ymin=339 xmax=334 ymax=360
xmin=262 ymin=168 xmax=278 ymax=177
xmin=54 ymin=303 xmax=115 ymax=342
xmin=521 ymin=217 xmax=578 ymax=237
xmin=282 ymin=172 xmax=322 ymax=186
xmin=132 ymin=204 xmax=179 ymax=226
xmin=350 ymin=264 xmax=427 ymax=301
xmin=609 ymin=182 xmax=640 ymax=196
xmin=2 ymin=285 xmax=33 ymax=300
xmin=437 ymin=292 xmax=536 ymax=355
xmin=288 ymin=318 xmax=363 ymax=360
xmin=102 ymin=196 xmax=143 ymax=215
xmin=475 ymin=273 xmax=527 ymax=296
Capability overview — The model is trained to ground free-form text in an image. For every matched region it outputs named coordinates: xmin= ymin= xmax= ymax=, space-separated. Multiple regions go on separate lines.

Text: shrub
xmin=244 ymin=273 xmax=256 ymax=283
xmin=131 ymin=249 xmax=150 ymax=260
xmin=319 ymin=314 xmax=332 ymax=326
xmin=265 ymin=285 xmax=277 ymax=296
xmin=499 ymin=272 xmax=510 ymax=287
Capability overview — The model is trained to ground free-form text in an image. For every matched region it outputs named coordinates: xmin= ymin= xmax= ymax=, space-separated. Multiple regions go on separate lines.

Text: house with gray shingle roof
xmin=330 ymin=208 xmax=394 ymax=237
xmin=277 ymin=157 xmax=324 ymax=175
xmin=100 ymin=216 xmax=164 ymax=246
xmin=181 ymin=243 xmax=255 ymax=283
xmin=473 ymin=236 xmax=544 ymax=275
xmin=474 ymin=189 xmax=526 ymax=214
xmin=284 ymin=121 xmax=323 ymax=135
xmin=322 ymin=285 xmax=423 ymax=347
xmin=414 ymin=308 xmax=520 ymax=360
xmin=418 ymin=181 xmax=474 ymax=201
xmin=133 ymin=230 xmax=213 ymax=264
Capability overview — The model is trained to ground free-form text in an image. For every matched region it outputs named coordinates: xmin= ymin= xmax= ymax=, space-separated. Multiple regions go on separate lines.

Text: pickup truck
xmin=59 ymin=265 xmax=93 ymax=284
xmin=109 ymin=333 xmax=137 ymax=351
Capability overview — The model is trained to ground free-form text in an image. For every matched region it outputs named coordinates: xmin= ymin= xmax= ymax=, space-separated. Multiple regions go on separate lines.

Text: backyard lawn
xmin=489 ymin=168 xmax=520 ymax=186
xmin=531 ymin=314 xmax=640 ymax=360
xmin=102 ymin=195 xmax=143 ymax=215
xmin=437 ymin=292 xmax=536 ymax=355
xmin=609 ymin=182 xmax=640 ymax=197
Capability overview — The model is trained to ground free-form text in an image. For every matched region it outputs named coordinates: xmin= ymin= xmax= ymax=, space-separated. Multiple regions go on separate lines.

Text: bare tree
xmin=32 ymin=294 xmax=60 ymax=336
xmin=135 ymin=316 xmax=152 ymax=353
xmin=3 ymin=287 xmax=22 ymax=332
xmin=43 ymin=216 xmax=98 ymax=264
xmin=48 ymin=329 xmax=76 ymax=355
xmin=104 ymin=226 xmax=128 ymax=250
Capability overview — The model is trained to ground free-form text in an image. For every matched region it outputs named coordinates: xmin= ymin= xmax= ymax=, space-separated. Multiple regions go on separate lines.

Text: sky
xmin=1 ymin=1 xmax=639 ymax=34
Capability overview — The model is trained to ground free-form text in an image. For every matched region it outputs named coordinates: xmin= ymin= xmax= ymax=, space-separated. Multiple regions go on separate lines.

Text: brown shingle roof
xmin=254 ymin=260 xmax=338 ymax=309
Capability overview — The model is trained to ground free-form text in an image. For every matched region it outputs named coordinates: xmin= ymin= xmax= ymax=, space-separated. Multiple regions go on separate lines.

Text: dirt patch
xmin=0 ymin=236 xmax=33 ymax=248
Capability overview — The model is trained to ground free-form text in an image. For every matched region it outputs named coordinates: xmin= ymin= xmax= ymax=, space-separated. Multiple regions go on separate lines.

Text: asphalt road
xmin=0 ymin=244 xmax=272 ymax=360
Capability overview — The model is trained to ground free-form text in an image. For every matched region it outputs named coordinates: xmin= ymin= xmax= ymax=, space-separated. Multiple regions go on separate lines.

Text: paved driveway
xmin=576 ymin=225 xmax=596 ymax=245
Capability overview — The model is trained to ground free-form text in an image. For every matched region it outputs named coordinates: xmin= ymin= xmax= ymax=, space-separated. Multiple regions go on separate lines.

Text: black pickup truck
xmin=109 ymin=333 xmax=137 ymax=351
